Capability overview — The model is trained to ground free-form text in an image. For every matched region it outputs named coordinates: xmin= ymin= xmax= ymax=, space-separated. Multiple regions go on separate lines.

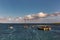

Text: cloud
xmin=23 ymin=12 xmax=60 ymax=23
xmin=50 ymin=12 xmax=60 ymax=16
xmin=23 ymin=12 xmax=48 ymax=20
xmin=23 ymin=15 xmax=34 ymax=20
xmin=0 ymin=17 xmax=8 ymax=23
xmin=0 ymin=12 xmax=60 ymax=23
xmin=36 ymin=12 xmax=48 ymax=18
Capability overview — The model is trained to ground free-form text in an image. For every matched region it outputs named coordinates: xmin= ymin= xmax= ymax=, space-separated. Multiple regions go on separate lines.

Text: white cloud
xmin=24 ymin=15 xmax=33 ymax=20
xmin=37 ymin=12 xmax=48 ymax=18
xmin=0 ymin=12 xmax=60 ymax=23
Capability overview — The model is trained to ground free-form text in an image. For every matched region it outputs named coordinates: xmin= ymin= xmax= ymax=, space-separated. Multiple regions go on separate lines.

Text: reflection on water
xmin=0 ymin=23 xmax=60 ymax=40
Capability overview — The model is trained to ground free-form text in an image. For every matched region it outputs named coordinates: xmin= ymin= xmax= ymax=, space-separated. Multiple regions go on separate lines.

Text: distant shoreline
xmin=0 ymin=23 xmax=60 ymax=25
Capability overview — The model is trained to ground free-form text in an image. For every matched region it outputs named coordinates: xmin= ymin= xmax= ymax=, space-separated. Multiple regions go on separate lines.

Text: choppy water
xmin=0 ymin=23 xmax=60 ymax=40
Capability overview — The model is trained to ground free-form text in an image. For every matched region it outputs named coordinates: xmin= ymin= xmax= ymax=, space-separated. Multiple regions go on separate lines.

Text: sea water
xmin=0 ymin=23 xmax=60 ymax=40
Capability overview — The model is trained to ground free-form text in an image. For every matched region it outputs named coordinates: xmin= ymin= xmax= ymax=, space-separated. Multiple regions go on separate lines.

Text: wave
xmin=50 ymin=30 xmax=60 ymax=33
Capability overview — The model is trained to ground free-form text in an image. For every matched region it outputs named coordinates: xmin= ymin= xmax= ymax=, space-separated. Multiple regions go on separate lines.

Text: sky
xmin=0 ymin=0 xmax=60 ymax=17
xmin=0 ymin=0 xmax=60 ymax=23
